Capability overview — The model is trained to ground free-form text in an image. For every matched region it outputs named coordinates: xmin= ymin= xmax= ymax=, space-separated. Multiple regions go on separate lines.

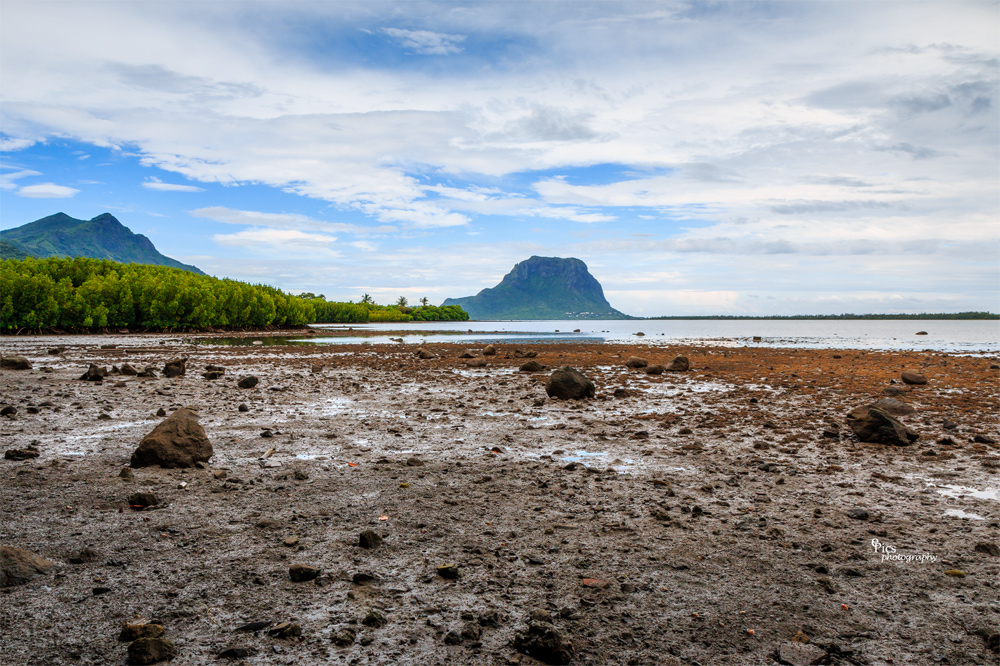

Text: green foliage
xmin=646 ymin=313 xmax=1000 ymax=320
xmin=0 ymin=257 xmax=314 ymax=331
xmin=408 ymin=305 xmax=470 ymax=322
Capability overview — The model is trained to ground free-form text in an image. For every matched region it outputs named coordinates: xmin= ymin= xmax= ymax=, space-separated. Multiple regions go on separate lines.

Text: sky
xmin=1 ymin=0 xmax=998 ymax=316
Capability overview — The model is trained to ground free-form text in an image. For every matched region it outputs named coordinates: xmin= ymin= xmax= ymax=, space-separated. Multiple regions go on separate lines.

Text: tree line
xmin=0 ymin=257 xmax=467 ymax=332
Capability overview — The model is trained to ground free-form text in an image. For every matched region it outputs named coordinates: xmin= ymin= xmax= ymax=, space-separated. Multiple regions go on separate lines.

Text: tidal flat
xmin=1 ymin=332 xmax=998 ymax=665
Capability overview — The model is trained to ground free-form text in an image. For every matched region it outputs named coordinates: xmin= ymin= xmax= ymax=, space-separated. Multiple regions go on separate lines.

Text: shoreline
xmin=1 ymin=334 xmax=998 ymax=665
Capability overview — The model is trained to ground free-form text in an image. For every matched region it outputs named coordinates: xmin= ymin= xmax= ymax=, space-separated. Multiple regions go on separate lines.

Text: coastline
xmin=1 ymin=334 xmax=998 ymax=665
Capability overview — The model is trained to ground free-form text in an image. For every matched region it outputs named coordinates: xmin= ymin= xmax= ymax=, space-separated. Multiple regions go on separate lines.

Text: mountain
xmin=442 ymin=256 xmax=629 ymax=320
xmin=0 ymin=212 xmax=205 ymax=274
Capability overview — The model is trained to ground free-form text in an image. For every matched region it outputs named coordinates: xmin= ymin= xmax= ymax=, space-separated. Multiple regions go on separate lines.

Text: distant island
xmin=443 ymin=256 xmax=631 ymax=320
xmin=0 ymin=212 xmax=205 ymax=275
xmin=646 ymin=313 xmax=999 ymax=320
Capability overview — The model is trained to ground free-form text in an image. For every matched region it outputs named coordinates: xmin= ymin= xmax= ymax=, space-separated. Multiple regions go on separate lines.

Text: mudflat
xmin=1 ymin=332 xmax=998 ymax=665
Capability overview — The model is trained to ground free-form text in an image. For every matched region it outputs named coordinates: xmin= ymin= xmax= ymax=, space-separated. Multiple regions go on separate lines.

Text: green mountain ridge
xmin=0 ymin=212 xmax=205 ymax=275
xmin=443 ymin=256 xmax=630 ymax=320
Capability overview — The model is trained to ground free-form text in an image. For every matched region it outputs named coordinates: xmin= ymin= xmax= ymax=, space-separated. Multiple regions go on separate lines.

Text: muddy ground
xmin=1 ymin=331 xmax=998 ymax=666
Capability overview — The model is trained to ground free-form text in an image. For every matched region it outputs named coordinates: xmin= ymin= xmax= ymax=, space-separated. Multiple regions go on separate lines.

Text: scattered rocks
xmin=0 ymin=356 xmax=32 ymax=370
xmin=130 ymin=408 xmax=213 ymax=468
xmin=625 ymin=356 xmax=648 ymax=369
xmin=80 ymin=364 xmax=108 ymax=381
xmin=513 ymin=618 xmax=574 ymax=665
xmin=162 ymin=358 xmax=186 ymax=378
xmin=237 ymin=376 xmax=259 ymax=389
xmin=0 ymin=546 xmax=55 ymax=587
xmin=665 ymin=356 xmax=690 ymax=372
xmin=846 ymin=405 xmax=918 ymax=446
xmin=520 ymin=360 xmax=545 ymax=372
xmin=288 ymin=563 xmax=320 ymax=582
xmin=359 ymin=530 xmax=383 ymax=549
xmin=545 ymin=366 xmax=595 ymax=400
xmin=901 ymin=370 xmax=928 ymax=385
xmin=119 ymin=623 xmax=164 ymax=642
xmin=126 ymin=636 xmax=177 ymax=665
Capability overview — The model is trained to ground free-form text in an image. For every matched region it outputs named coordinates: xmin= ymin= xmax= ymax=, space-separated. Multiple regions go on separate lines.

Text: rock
xmin=80 ymin=364 xmax=108 ymax=381
xmin=283 ymin=536 xmax=299 ymax=547
xmin=128 ymin=492 xmax=159 ymax=508
xmin=120 ymin=363 xmax=138 ymax=376
xmin=359 ymin=530 xmax=383 ymax=549
xmin=415 ymin=349 xmax=435 ymax=360
xmin=974 ymin=542 xmax=1000 ymax=556
xmin=126 ymin=637 xmax=177 ymax=665
xmin=444 ymin=628 xmax=463 ymax=645
xmin=0 ymin=546 xmax=55 ymax=587
xmin=612 ymin=388 xmax=630 ymax=398
xmin=68 ymin=547 xmax=100 ymax=565
xmin=872 ymin=397 xmax=915 ymax=416
xmin=545 ymin=367 xmax=595 ymax=400
xmin=119 ymin=623 xmax=164 ymax=642
xmin=846 ymin=508 xmax=870 ymax=521
xmin=901 ymin=370 xmax=927 ymax=385
xmin=205 ymin=365 xmax=225 ymax=373
xmin=1 ymin=356 xmax=32 ymax=370
xmin=634 ymin=331 xmax=645 ymax=337
xmin=483 ymin=344 xmax=497 ymax=356
xmin=202 ymin=371 xmax=223 ymax=380
xmin=846 ymin=405 xmax=918 ymax=446
xmin=331 ymin=627 xmax=357 ymax=647
xmin=437 ymin=563 xmax=460 ymax=579
xmin=520 ymin=360 xmax=545 ymax=372
xmin=289 ymin=564 xmax=320 ymax=582
xmin=218 ymin=648 xmax=250 ymax=660
xmin=974 ymin=434 xmax=997 ymax=444
xmin=944 ymin=569 xmax=965 ymax=577
xmin=665 ymin=356 xmax=690 ymax=372
xmin=625 ymin=356 xmax=648 ymax=369
xmin=362 ymin=610 xmax=387 ymax=628
xmin=513 ymin=621 xmax=574 ymax=665
xmin=916 ymin=331 xmax=928 ymax=335
xmin=645 ymin=364 xmax=665 ymax=375
xmin=465 ymin=357 xmax=487 ymax=368
xmin=235 ymin=621 xmax=271 ymax=633
xmin=459 ymin=351 xmax=476 ymax=359
xmin=238 ymin=403 xmax=249 ymax=412
xmin=5 ymin=447 xmax=39 ymax=460
xmin=267 ymin=622 xmax=301 ymax=638
xmin=48 ymin=347 xmax=65 ymax=355
xmin=238 ymin=376 xmax=259 ymax=389
xmin=777 ymin=641 xmax=827 ymax=666
xmin=406 ymin=457 xmax=424 ymax=467
xmin=156 ymin=408 xmax=167 ymax=417
xmin=130 ymin=408 xmax=213 ymax=468
xmin=162 ymin=358 xmax=186 ymax=378
xmin=514 ymin=349 xmax=538 ymax=358
xmin=119 ymin=467 xmax=134 ymax=481
xmin=881 ymin=385 xmax=909 ymax=397
xmin=0 ymin=405 xmax=15 ymax=417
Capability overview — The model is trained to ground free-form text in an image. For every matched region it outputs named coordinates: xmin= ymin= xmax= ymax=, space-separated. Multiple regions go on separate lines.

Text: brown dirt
xmin=1 ymin=332 xmax=998 ymax=665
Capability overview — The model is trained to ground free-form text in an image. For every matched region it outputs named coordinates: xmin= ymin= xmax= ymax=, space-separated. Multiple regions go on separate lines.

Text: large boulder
xmin=846 ymin=405 xmax=918 ymax=446
xmin=625 ymin=356 xmax=648 ymax=369
xmin=545 ymin=367 xmax=595 ymax=400
xmin=901 ymin=370 xmax=927 ymax=385
xmin=0 ymin=357 xmax=32 ymax=371
xmin=1 ymin=546 xmax=55 ymax=587
xmin=130 ymin=408 xmax=213 ymax=468
xmin=162 ymin=358 xmax=186 ymax=378
xmin=665 ymin=356 xmax=690 ymax=372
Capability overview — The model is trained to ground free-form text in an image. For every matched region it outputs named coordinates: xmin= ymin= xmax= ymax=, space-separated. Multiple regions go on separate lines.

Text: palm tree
xmin=360 ymin=293 xmax=374 ymax=305
xmin=396 ymin=296 xmax=408 ymax=308
xmin=419 ymin=297 xmax=429 ymax=307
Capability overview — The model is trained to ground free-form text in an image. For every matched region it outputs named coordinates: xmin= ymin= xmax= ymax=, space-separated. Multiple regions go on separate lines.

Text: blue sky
xmin=2 ymin=1 xmax=998 ymax=315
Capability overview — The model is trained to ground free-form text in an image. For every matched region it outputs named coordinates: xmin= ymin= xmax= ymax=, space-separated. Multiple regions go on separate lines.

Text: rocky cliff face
xmin=442 ymin=256 xmax=628 ymax=320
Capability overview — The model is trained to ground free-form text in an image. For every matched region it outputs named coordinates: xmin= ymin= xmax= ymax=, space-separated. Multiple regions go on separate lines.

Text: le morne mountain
xmin=443 ymin=256 xmax=629 ymax=320
xmin=0 ymin=212 xmax=205 ymax=275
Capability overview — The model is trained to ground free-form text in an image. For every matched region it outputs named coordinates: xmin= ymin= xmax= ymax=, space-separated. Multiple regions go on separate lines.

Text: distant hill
xmin=0 ymin=212 xmax=205 ymax=275
xmin=443 ymin=256 xmax=629 ymax=320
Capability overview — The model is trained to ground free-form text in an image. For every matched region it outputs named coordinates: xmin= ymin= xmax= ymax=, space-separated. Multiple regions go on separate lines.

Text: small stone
xmin=283 ymin=536 xmax=299 ymax=547
xmin=120 ymin=363 xmax=138 ymax=376
xmin=974 ymin=542 xmax=1000 ymax=556
xmin=213 ymin=470 xmax=227 ymax=480
xmin=162 ymin=358 xmax=186 ymax=378
xmin=444 ymin=628 xmax=463 ymax=645
xmin=235 ymin=621 xmax=271 ymax=633
xmin=238 ymin=403 xmax=249 ymax=412
xmin=79 ymin=364 xmax=108 ymax=382
xmin=545 ymin=366 xmax=596 ymax=400
xmin=846 ymin=508 xmax=869 ymax=521
xmin=816 ymin=577 xmax=836 ymax=594
xmin=118 ymin=623 xmax=164 ymax=642
xmin=362 ymin=610 xmax=387 ymax=628
xmin=901 ymin=370 xmax=928 ymax=385
xmin=519 ymin=360 xmax=545 ymax=372
xmin=974 ymin=434 xmax=997 ymax=444
xmin=331 ymin=627 xmax=357 ymax=646
xmin=156 ymin=408 xmax=167 ymax=417
xmin=238 ymin=376 xmax=259 ymax=389
xmin=0 ymin=405 xmax=16 ymax=417
xmin=0 ymin=356 xmax=32 ymax=370
xmin=406 ymin=457 xmax=424 ymax=467
xmin=128 ymin=492 xmax=159 ymax=508
xmin=437 ymin=563 xmax=460 ymax=579
xmin=289 ymin=563 xmax=320 ymax=582
xmin=126 ymin=637 xmax=177 ymax=665
xmin=131 ymin=408 xmax=212 ymax=468
xmin=4 ymin=447 xmax=39 ymax=461
xmin=415 ymin=349 xmax=435 ymax=360
xmin=483 ymin=345 xmax=497 ymax=356
xmin=218 ymin=648 xmax=250 ymax=660
xmin=513 ymin=620 xmax=574 ymax=665
xmin=359 ymin=530 xmax=383 ymax=549
xmin=625 ymin=356 xmax=648 ymax=369
xmin=645 ymin=364 xmax=665 ymax=375
xmin=465 ymin=357 xmax=487 ymax=368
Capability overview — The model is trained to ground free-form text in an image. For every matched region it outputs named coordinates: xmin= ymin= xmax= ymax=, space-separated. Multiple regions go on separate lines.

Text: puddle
xmin=944 ymin=509 xmax=985 ymax=520
xmin=931 ymin=483 xmax=1000 ymax=502
xmin=560 ymin=450 xmax=608 ymax=463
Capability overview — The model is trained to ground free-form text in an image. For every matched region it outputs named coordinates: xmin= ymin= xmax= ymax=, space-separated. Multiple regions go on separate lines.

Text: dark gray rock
xmin=0 ymin=546 xmax=55 ymax=587
xmin=126 ymin=637 xmax=177 ymax=665
xmin=901 ymin=370 xmax=927 ymax=385
xmin=289 ymin=564 xmax=320 ymax=582
xmin=130 ymin=408 xmax=213 ymax=468
xmin=80 ymin=364 xmax=108 ymax=381
xmin=520 ymin=360 xmax=545 ymax=372
xmin=513 ymin=620 xmax=574 ymax=665
xmin=359 ymin=530 xmax=383 ymax=549
xmin=665 ymin=356 xmax=690 ymax=372
xmin=162 ymin=358 xmax=186 ymax=378
xmin=545 ymin=366 xmax=595 ymax=400
xmin=872 ymin=397 xmax=915 ymax=416
xmin=846 ymin=405 xmax=918 ymax=446
xmin=1 ymin=357 xmax=32 ymax=370
xmin=625 ymin=356 xmax=648 ymax=369
xmin=238 ymin=376 xmax=259 ymax=389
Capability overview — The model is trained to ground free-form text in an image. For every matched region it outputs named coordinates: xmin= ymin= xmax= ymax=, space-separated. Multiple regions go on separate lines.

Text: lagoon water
xmin=307 ymin=319 xmax=1000 ymax=354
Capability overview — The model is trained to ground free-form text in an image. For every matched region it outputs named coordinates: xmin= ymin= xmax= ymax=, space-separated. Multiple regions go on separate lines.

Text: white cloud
xmin=212 ymin=228 xmax=340 ymax=255
xmin=142 ymin=177 xmax=203 ymax=192
xmin=191 ymin=206 xmax=397 ymax=234
xmin=17 ymin=182 xmax=80 ymax=198
xmin=0 ymin=168 xmax=41 ymax=190
xmin=381 ymin=28 xmax=466 ymax=55
xmin=0 ymin=137 xmax=35 ymax=151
